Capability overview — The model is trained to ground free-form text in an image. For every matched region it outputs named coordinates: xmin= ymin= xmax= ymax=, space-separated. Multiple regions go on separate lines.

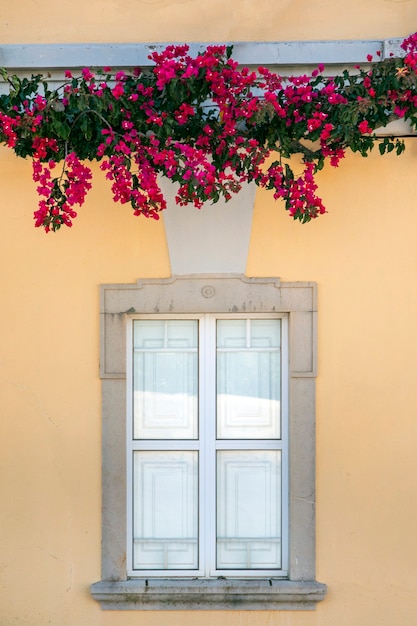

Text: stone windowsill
xmin=90 ymin=578 xmax=327 ymax=611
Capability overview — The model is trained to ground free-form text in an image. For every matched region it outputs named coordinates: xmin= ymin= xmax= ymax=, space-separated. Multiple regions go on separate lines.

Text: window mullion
xmin=199 ymin=315 xmax=216 ymax=577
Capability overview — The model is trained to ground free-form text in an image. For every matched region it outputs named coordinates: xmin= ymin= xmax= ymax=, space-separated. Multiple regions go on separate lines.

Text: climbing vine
xmin=1 ymin=32 xmax=417 ymax=231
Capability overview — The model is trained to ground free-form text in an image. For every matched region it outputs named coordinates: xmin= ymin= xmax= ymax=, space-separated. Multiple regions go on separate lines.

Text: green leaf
xmin=51 ymin=118 xmax=71 ymax=141
xmin=10 ymin=75 xmax=21 ymax=94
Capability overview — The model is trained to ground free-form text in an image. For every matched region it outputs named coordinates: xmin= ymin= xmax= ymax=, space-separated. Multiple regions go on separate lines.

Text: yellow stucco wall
xmin=2 ymin=0 xmax=417 ymax=43
xmin=1 ymin=2 xmax=417 ymax=625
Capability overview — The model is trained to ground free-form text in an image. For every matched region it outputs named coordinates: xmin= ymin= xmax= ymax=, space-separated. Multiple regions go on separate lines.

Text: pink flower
xmin=81 ymin=68 xmax=94 ymax=81
xmin=111 ymin=83 xmax=125 ymax=99
xmin=394 ymin=106 xmax=406 ymax=118
xmin=174 ymin=103 xmax=195 ymax=125
xmin=358 ymin=120 xmax=372 ymax=134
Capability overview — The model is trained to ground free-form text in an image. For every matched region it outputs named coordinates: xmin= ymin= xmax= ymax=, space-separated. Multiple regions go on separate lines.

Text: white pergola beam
xmin=0 ymin=38 xmax=404 ymax=71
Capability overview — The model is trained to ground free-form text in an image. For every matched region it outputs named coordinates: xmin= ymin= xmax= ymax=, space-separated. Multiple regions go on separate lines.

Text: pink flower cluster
xmin=261 ymin=161 xmax=325 ymax=220
xmin=401 ymin=32 xmax=417 ymax=71
xmin=32 ymin=149 xmax=92 ymax=232
xmin=100 ymin=150 xmax=166 ymax=219
xmin=0 ymin=112 xmax=20 ymax=147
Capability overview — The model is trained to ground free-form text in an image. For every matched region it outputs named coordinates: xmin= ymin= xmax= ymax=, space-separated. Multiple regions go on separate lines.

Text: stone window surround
xmin=90 ymin=274 xmax=327 ymax=610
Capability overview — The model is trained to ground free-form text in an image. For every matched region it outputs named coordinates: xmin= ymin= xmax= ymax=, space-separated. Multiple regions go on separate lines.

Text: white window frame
xmin=91 ymin=275 xmax=327 ymax=610
xmin=126 ymin=313 xmax=289 ymax=579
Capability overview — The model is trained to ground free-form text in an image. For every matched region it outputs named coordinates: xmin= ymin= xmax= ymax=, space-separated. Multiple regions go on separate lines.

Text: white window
xmin=127 ymin=315 xmax=288 ymax=577
xmin=91 ymin=275 xmax=327 ymax=610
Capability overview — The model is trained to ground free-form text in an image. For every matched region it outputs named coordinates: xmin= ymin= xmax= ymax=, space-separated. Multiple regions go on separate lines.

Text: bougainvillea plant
xmin=1 ymin=33 xmax=417 ymax=231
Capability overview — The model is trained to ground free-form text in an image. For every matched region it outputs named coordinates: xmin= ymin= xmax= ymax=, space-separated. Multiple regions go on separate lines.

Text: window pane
xmin=217 ymin=450 xmax=281 ymax=569
xmin=133 ymin=451 xmax=198 ymax=570
xmin=250 ymin=319 xmax=280 ymax=348
xmin=133 ymin=320 xmax=198 ymax=439
xmin=217 ymin=319 xmax=246 ymax=348
xmin=217 ymin=319 xmax=281 ymax=439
